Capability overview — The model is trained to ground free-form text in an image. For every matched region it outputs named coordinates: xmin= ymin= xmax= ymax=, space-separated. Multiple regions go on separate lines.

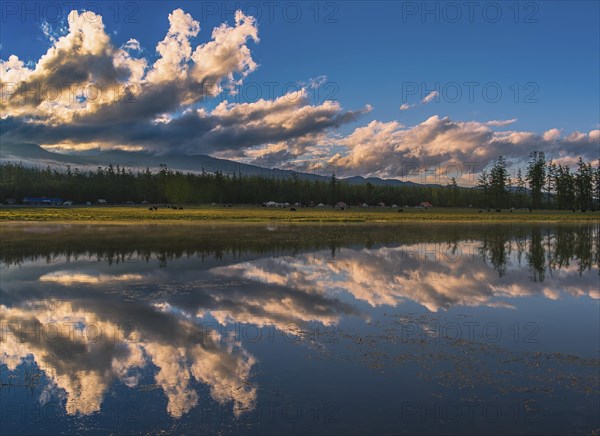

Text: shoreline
xmin=0 ymin=206 xmax=598 ymax=224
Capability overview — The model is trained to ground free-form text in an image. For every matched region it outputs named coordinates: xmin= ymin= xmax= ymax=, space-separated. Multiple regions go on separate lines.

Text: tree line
xmin=477 ymin=152 xmax=599 ymax=210
xmin=0 ymin=153 xmax=598 ymax=209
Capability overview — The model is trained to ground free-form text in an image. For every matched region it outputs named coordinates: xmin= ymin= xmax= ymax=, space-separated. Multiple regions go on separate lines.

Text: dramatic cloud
xmin=0 ymin=8 xmax=363 ymax=157
xmin=0 ymin=8 xmax=596 ymax=179
xmin=326 ymin=116 xmax=599 ymax=181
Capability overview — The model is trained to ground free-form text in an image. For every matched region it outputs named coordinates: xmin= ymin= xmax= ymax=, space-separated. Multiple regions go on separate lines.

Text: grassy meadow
xmin=0 ymin=205 xmax=599 ymax=224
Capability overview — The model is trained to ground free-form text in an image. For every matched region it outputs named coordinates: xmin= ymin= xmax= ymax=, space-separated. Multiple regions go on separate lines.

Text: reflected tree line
xmin=2 ymin=224 xmax=598 ymax=282
xmin=478 ymin=224 xmax=599 ymax=281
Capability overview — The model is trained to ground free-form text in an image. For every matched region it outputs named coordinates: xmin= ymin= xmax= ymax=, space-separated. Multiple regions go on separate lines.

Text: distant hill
xmin=0 ymin=142 xmax=432 ymax=187
xmin=342 ymin=175 xmax=436 ymax=187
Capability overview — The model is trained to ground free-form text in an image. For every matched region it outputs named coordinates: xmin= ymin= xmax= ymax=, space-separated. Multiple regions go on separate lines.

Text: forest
xmin=1 ymin=152 xmax=598 ymax=210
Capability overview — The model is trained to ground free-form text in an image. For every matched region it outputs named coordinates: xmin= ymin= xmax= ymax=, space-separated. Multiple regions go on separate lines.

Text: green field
xmin=0 ymin=206 xmax=599 ymax=223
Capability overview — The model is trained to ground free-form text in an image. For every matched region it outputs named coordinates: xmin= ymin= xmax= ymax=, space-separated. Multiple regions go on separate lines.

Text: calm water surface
xmin=1 ymin=223 xmax=598 ymax=435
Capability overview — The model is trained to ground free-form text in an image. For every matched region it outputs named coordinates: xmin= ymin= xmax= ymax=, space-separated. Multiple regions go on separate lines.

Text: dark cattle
xmin=398 ymin=209 xmax=404 ymax=212
xmin=290 ymin=207 xmax=296 ymax=211
xmin=179 ymin=207 xmax=183 ymax=210
xmin=478 ymin=210 xmax=483 ymax=213
xmin=573 ymin=209 xmax=576 ymax=213
xmin=495 ymin=209 xmax=501 ymax=212
xmin=148 ymin=207 xmax=153 ymax=211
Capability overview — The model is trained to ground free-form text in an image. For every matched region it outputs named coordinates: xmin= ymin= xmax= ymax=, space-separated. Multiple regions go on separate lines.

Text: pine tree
xmin=477 ymin=170 xmax=490 ymax=207
xmin=489 ymin=156 xmax=509 ymax=208
xmin=575 ymin=157 xmax=593 ymax=211
xmin=594 ymin=159 xmax=600 ymax=210
xmin=447 ymin=177 xmax=459 ymax=207
xmin=555 ymin=164 xmax=575 ymax=210
xmin=526 ymin=151 xmax=546 ymax=209
xmin=546 ymin=160 xmax=557 ymax=208
xmin=516 ymin=168 xmax=526 ymax=208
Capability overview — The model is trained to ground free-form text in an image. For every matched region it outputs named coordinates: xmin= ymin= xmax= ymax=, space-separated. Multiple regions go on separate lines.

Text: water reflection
xmin=216 ymin=240 xmax=598 ymax=312
xmin=1 ymin=294 xmax=257 ymax=418
xmin=0 ymin=223 xmax=598 ymax=433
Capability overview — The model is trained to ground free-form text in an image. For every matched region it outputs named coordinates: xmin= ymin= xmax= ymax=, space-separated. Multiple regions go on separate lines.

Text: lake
xmin=1 ymin=223 xmax=598 ymax=435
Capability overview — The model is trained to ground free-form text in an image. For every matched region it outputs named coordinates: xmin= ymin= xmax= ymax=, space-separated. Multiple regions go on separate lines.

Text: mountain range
xmin=0 ymin=142 xmax=431 ymax=187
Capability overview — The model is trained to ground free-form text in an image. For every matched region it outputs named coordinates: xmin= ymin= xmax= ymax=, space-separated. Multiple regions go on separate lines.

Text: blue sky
xmin=1 ymin=1 xmax=598 ymax=180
